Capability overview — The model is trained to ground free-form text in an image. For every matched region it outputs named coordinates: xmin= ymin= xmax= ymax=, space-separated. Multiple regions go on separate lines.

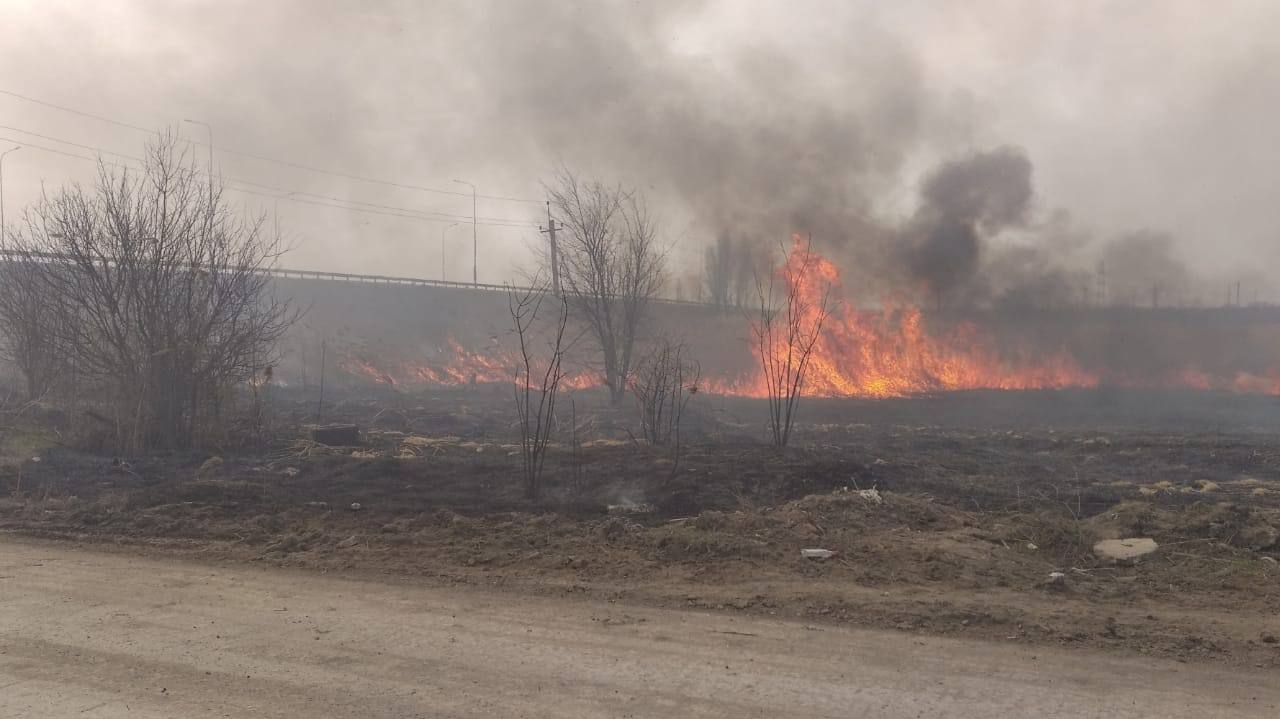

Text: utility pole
xmin=453 ymin=179 xmax=477 ymax=284
xmin=440 ymin=221 xmax=459 ymax=281
xmin=316 ymin=338 xmax=327 ymax=425
xmin=182 ymin=118 xmax=213 ymax=198
xmin=273 ymin=191 xmax=296 ymax=242
xmin=0 ymin=145 xmax=19 ymax=245
xmin=1094 ymin=260 xmax=1107 ymax=308
xmin=183 ymin=119 xmax=214 ymax=248
xmin=539 ymin=200 xmax=561 ymax=296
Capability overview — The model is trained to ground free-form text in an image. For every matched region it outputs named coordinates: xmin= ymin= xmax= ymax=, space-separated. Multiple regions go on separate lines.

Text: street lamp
xmin=0 ymin=145 xmax=20 ymax=245
xmin=452 ymin=179 xmax=477 ymax=284
xmin=440 ymin=221 xmax=459 ymax=282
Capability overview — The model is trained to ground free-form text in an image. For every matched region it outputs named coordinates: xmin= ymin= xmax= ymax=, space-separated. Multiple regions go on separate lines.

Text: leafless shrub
xmin=508 ymin=280 xmax=570 ymax=501
xmin=545 ymin=168 xmax=665 ymax=404
xmin=567 ymin=393 xmax=585 ymax=496
xmin=630 ymin=338 xmax=700 ymax=447
xmin=752 ymin=235 xmax=833 ymax=448
xmin=243 ymin=363 xmax=275 ymax=446
xmin=703 ymin=233 xmax=769 ymax=308
xmin=0 ymin=130 xmax=299 ymax=451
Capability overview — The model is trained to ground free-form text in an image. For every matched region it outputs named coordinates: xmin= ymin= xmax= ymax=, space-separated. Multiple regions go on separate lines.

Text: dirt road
xmin=0 ymin=538 xmax=1275 ymax=718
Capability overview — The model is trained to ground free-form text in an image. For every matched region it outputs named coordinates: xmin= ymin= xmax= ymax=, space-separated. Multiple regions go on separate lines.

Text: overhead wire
xmin=0 ymin=87 xmax=544 ymax=204
xmin=0 ymin=128 xmax=537 ymax=229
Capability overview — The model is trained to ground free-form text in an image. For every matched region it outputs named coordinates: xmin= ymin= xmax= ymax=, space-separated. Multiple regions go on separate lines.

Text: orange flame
xmin=339 ymin=238 xmax=1280 ymax=398
xmin=710 ymin=236 xmax=1099 ymax=398
xmin=341 ymin=337 xmax=597 ymax=391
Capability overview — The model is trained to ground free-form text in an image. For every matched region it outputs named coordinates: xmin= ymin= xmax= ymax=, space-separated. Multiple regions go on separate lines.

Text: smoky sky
xmin=1 ymin=0 xmax=1278 ymax=301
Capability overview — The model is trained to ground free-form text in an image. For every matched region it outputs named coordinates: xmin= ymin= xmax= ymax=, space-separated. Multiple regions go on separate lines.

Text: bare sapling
xmin=567 ymin=393 xmax=585 ymax=496
xmin=545 ymin=168 xmax=665 ymax=404
xmin=752 ymin=235 xmax=833 ymax=448
xmin=630 ymin=338 xmax=700 ymax=446
xmin=508 ymin=280 xmax=570 ymax=501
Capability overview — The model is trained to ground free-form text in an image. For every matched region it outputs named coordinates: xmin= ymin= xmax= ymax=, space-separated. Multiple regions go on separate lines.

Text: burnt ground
xmin=2 ymin=386 xmax=1279 ymax=669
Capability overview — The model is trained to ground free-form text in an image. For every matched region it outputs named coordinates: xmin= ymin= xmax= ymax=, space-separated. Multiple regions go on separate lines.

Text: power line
xmin=0 ymin=87 xmax=544 ymax=204
xmin=0 ymin=124 xmax=537 ymax=226
xmin=0 ymin=133 xmax=536 ymax=229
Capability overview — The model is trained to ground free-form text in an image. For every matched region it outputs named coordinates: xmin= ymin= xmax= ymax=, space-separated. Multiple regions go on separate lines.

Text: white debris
xmin=1093 ymin=537 xmax=1158 ymax=563
xmin=856 ymin=488 xmax=883 ymax=505
xmin=607 ymin=502 xmax=656 ymax=516
xmin=801 ymin=548 xmax=836 ymax=560
xmin=350 ymin=502 xmax=362 ymax=512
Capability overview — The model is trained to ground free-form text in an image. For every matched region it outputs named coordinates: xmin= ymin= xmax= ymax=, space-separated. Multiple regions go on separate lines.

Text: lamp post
xmin=452 ymin=179 xmax=477 ymax=284
xmin=440 ymin=221 xmax=459 ymax=281
xmin=0 ymin=145 xmax=20 ymax=245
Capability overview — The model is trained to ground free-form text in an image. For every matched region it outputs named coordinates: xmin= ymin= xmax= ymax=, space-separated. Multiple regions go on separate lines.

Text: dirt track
xmin=1 ymin=538 xmax=1276 ymax=718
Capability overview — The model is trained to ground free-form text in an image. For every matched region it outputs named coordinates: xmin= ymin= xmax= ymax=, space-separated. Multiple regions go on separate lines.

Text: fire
xmin=337 ymin=237 xmax=1280 ymax=399
xmin=712 ymin=236 xmax=1100 ymax=398
xmin=341 ymin=337 xmax=598 ymax=391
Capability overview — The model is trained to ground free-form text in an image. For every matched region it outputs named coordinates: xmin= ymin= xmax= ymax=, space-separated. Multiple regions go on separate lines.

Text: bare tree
xmin=508 ymin=280 xmax=570 ymax=501
xmin=705 ymin=233 xmax=767 ymax=308
xmin=545 ymin=169 xmax=665 ymax=404
xmin=630 ymin=338 xmax=700 ymax=446
xmin=752 ymin=235 xmax=833 ymax=448
xmin=0 ymin=130 xmax=298 ymax=451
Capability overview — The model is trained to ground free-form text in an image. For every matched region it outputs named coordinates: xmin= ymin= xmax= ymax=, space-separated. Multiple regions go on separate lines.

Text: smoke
xmin=980 ymin=209 xmax=1093 ymax=310
xmin=1099 ymin=231 xmax=1193 ymax=308
xmin=897 ymin=146 xmax=1033 ymax=304
xmin=1 ymin=1 xmax=1277 ymax=299
xmin=456 ymin=0 xmax=1005 ymax=299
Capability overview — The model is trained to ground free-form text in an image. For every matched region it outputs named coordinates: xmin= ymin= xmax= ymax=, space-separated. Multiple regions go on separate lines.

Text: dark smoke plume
xmin=901 ymin=146 xmax=1033 ymax=305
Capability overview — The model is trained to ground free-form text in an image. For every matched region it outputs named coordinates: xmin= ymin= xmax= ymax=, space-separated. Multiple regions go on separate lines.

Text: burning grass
xmin=333 ymin=239 xmax=1280 ymax=400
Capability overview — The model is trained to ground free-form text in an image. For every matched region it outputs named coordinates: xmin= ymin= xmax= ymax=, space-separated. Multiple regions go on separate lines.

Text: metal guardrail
xmin=265 ymin=266 xmax=515 ymax=292
xmin=0 ymin=250 xmax=725 ymax=308
xmin=267 ymin=267 xmax=726 ymax=307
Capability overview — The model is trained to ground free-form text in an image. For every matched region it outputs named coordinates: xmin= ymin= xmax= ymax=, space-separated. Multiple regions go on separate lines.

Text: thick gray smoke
xmin=901 ymin=146 xmax=1033 ymax=305
xmin=1 ymin=1 xmax=1275 ymax=304
xmin=467 ymin=4 xmax=1208 ymax=308
xmin=468 ymin=0 xmax=936 ymax=290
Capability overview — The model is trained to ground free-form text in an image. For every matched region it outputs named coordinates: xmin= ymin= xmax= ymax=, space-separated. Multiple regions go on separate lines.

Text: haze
xmin=1 ymin=0 xmax=1276 ymax=302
